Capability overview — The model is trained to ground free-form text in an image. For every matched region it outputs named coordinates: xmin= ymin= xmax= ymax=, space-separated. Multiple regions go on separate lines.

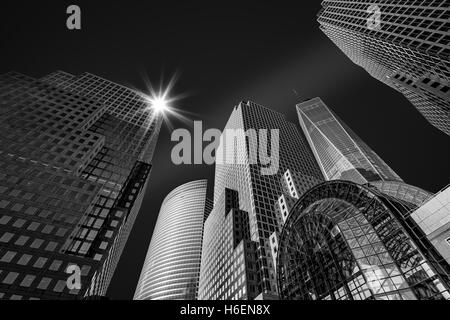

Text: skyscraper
xmin=199 ymin=101 xmax=324 ymax=300
xmin=198 ymin=188 xmax=259 ymax=300
xmin=294 ymin=97 xmax=450 ymax=281
xmin=134 ymin=180 xmax=212 ymax=300
xmin=0 ymin=71 xmax=162 ymax=300
xmin=297 ymin=97 xmax=403 ymax=185
xmin=318 ymin=1 xmax=450 ymax=135
xmin=277 ymin=180 xmax=450 ymax=300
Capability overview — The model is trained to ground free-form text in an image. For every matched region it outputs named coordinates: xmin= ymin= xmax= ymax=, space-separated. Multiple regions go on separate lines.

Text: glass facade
xmin=199 ymin=101 xmax=324 ymax=300
xmin=198 ymin=188 xmax=258 ymax=300
xmin=368 ymin=180 xmax=432 ymax=207
xmin=297 ymin=97 xmax=402 ymax=184
xmin=134 ymin=180 xmax=212 ymax=300
xmin=318 ymin=1 xmax=450 ymax=135
xmin=270 ymin=170 xmax=323 ymax=275
xmin=0 ymin=71 xmax=162 ymax=299
xmin=408 ymin=185 xmax=450 ymax=265
xmin=277 ymin=180 xmax=450 ymax=300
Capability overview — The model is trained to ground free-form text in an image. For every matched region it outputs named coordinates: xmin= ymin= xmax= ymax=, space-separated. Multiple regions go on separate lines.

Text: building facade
xmin=277 ymin=180 xmax=450 ymax=300
xmin=318 ymin=1 xmax=450 ymax=135
xmin=199 ymin=101 xmax=324 ymax=300
xmin=270 ymin=169 xmax=323 ymax=275
xmin=134 ymin=180 xmax=212 ymax=300
xmin=0 ymin=71 xmax=162 ymax=299
xmin=198 ymin=188 xmax=259 ymax=300
xmin=407 ymin=185 xmax=450 ymax=265
xmin=295 ymin=97 xmax=450 ymax=273
xmin=368 ymin=180 xmax=432 ymax=207
xmin=297 ymin=97 xmax=403 ymax=185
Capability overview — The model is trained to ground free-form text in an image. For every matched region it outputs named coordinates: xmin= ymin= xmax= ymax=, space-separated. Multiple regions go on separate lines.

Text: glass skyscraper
xmin=277 ymin=180 xmax=450 ymax=300
xmin=134 ymin=180 xmax=212 ymax=300
xmin=0 ymin=71 xmax=162 ymax=299
xmin=318 ymin=1 xmax=449 ymax=135
xmin=198 ymin=101 xmax=324 ymax=300
xmin=297 ymin=97 xmax=403 ymax=185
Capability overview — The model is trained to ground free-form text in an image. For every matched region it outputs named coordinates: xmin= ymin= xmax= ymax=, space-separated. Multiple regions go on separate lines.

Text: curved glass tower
xmin=134 ymin=180 xmax=212 ymax=300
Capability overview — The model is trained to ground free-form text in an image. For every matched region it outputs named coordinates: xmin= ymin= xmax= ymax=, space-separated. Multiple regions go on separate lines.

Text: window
xmin=56 ymin=228 xmax=67 ymax=237
xmin=0 ymin=200 xmax=10 ymax=208
xmin=34 ymin=257 xmax=48 ymax=268
xmin=81 ymin=265 xmax=91 ymax=276
xmin=49 ymin=260 xmax=62 ymax=271
xmin=20 ymin=275 xmax=36 ymax=287
xmin=37 ymin=278 xmax=52 ymax=290
xmin=53 ymin=280 xmax=66 ymax=293
xmin=30 ymin=239 xmax=44 ymax=249
xmin=15 ymin=236 xmax=29 ymax=246
xmin=13 ymin=219 xmax=26 ymax=228
xmin=0 ymin=232 xmax=14 ymax=243
xmin=17 ymin=254 xmax=32 ymax=266
xmin=25 ymin=207 xmax=37 ymax=215
xmin=0 ymin=251 xmax=17 ymax=263
xmin=0 ymin=216 xmax=11 ymax=225
xmin=45 ymin=242 xmax=58 ymax=252
xmin=94 ymin=254 xmax=102 ymax=261
xmin=28 ymin=222 xmax=40 ymax=231
xmin=3 ymin=272 xmax=19 ymax=285
xmin=11 ymin=203 xmax=24 ymax=212
xmin=42 ymin=225 xmax=54 ymax=234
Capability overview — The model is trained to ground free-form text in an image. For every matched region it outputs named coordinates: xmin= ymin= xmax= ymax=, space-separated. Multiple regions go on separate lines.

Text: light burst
xmin=137 ymin=71 xmax=195 ymax=131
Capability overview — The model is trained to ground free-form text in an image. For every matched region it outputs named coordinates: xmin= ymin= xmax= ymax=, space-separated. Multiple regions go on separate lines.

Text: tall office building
xmin=0 ymin=71 xmax=162 ymax=299
xmin=199 ymin=188 xmax=259 ymax=300
xmin=134 ymin=180 xmax=212 ymax=300
xmin=277 ymin=180 xmax=450 ymax=300
xmin=198 ymin=101 xmax=324 ymax=300
xmin=297 ymin=97 xmax=403 ymax=185
xmin=318 ymin=1 xmax=450 ymax=135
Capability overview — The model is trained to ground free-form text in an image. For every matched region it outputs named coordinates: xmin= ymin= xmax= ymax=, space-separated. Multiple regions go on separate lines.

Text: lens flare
xmin=147 ymin=95 xmax=169 ymax=114
xmin=135 ymin=71 xmax=200 ymax=131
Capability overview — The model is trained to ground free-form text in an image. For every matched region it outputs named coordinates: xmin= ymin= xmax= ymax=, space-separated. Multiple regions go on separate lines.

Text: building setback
xmin=199 ymin=101 xmax=324 ymax=300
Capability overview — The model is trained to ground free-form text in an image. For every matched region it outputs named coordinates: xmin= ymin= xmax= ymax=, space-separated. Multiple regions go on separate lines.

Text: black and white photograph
xmin=0 ymin=0 xmax=449 ymax=316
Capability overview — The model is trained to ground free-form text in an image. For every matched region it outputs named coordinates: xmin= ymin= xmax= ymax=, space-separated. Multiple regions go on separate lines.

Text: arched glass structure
xmin=368 ymin=180 xmax=432 ymax=207
xmin=277 ymin=180 xmax=450 ymax=300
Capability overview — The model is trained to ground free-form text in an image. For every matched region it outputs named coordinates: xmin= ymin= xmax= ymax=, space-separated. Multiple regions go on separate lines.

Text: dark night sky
xmin=1 ymin=1 xmax=449 ymax=300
